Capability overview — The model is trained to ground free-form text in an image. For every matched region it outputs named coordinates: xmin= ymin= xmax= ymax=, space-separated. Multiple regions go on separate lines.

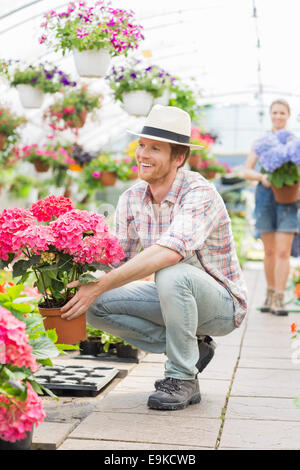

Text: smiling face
xmin=136 ymin=137 xmax=184 ymax=186
xmin=270 ymin=102 xmax=290 ymax=131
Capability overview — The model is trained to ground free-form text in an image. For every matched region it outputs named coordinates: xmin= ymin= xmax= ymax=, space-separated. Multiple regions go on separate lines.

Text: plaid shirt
xmin=114 ymin=168 xmax=248 ymax=327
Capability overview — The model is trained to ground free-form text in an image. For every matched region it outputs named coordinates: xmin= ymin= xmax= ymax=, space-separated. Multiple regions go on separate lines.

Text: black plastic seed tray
xmin=35 ymin=365 xmax=119 ymax=397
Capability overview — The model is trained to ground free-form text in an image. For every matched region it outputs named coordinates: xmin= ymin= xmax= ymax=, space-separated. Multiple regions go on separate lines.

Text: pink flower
xmin=0 ymin=382 xmax=45 ymax=442
xmin=30 ymin=196 xmax=74 ymax=222
xmin=77 ymin=27 xmax=88 ymax=38
xmin=92 ymin=171 xmax=101 ymax=178
xmin=0 ymin=306 xmax=38 ymax=372
xmin=0 ymin=208 xmax=35 ymax=261
xmin=13 ymin=225 xmax=56 ymax=255
xmin=131 ymin=165 xmax=138 ymax=172
xmin=124 ymin=157 xmax=133 ymax=163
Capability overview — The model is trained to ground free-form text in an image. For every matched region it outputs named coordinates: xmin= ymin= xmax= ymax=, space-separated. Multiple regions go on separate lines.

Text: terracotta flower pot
xmin=199 ymin=169 xmax=217 ymax=179
xmin=100 ymin=171 xmax=117 ymax=186
xmin=271 ymin=182 xmax=299 ymax=204
xmin=34 ymin=159 xmax=50 ymax=173
xmin=0 ymin=133 xmax=7 ymax=150
xmin=129 ymin=172 xmax=139 ymax=180
xmin=39 ymin=306 xmax=86 ymax=345
xmin=188 ymin=154 xmax=202 ymax=168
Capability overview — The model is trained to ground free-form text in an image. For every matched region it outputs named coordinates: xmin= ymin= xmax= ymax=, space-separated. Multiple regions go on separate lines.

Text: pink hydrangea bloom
xmin=0 ymin=208 xmax=35 ymax=261
xmin=30 ymin=195 xmax=74 ymax=222
xmin=13 ymin=225 xmax=56 ymax=255
xmin=50 ymin=209 xmax=109 ymax=258
xmin=0 ymin=306 xmax=38 ymax=372
xmin=0 ymin=382 xmax=45 ymax=442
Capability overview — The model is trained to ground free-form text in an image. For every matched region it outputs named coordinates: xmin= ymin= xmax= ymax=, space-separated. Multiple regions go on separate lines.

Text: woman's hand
xmin=60 ymin=281 xmax=102 ymax=320
xmin=260 ymin=173 xmax=271 ymax=188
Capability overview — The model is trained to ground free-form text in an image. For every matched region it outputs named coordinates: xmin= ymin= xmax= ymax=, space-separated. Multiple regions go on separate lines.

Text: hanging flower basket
xmin=271 ymin=182 xmax=300 ymax=204
xmin=38 ymin=305 xmax=86 ymax=345
xmin=16 ymin=84 xmax=44 ymax=109
xmin=122 ymin=90 xmax=153 ymax=117
xmin=72 ymin=48 xmax=111 ymax=78
xmin=100 ymin=171 xmax=117 ymax=186
xmin=33 ymin=158 xmax=50 ymax=173
xmin=0 ymin=133 xmax=6 ymax=150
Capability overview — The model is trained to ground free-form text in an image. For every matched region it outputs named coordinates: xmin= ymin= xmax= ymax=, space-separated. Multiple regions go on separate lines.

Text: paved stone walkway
xmin=32 ymin=262 xmax=300 ymax=450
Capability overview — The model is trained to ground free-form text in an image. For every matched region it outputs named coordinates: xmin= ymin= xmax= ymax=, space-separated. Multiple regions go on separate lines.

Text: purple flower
xmin=145 ymin=66 xmax=152 ymax=71
xmin=130 ymin=73 xmax=137 ymax=79
xmin=287 ymin=138 xmax=300 ymax=165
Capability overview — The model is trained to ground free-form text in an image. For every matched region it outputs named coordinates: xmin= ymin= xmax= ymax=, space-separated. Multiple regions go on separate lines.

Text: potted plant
xmin=115 ymin=154 xmax=138 ymax=181
xmin=254 ymin=129 xmax=300 ymax=203
xmin=188 ymin=132 xmax=216 ymax=169
xmin=107 ymin=59 xmax=174 ymax=116
xmin=17 ymin=142 xmax=75 ymax=173
xmin=192 ymin=159 xmax=231 ymax=179
xmin=0 ymin=106 xmax=26 ymax=151
xmin=0 ymin=306 xmax=46 ymax=449
xmin=1 ymin=60 xmax=76 ymax=108
xmin=39 ymin=1 xmax=144 ymax=78
xmin=79 ymin=324 xmax=104 ymax=356
xmin=0 ymin=281 xmax=63 ymax=450
xmin=100 ymin=332 xmax=137 ymax=358
xmin=169 ymin=78 xmax=201 ymax=123
xmin=82 ymin=154 xmax=118 ymax=189
xmin=0 ymin=197 xmax=124 ymax=344
xmin=43 ymin=85 xmax=102 ymax=133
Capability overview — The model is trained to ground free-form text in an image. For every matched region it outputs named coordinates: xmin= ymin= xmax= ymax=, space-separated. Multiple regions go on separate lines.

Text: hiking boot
xmin=154 ymin=335 xmax=216 ymax=390
xmin=261 ymin=287 xmax=275 ymax=312
xmin=147 ymin=377 xmax=201 ymax=410
xmin=197 ymin=335 xmax=216 ymax=372
xmin=271 ymin=291 xmax=288 ymax=316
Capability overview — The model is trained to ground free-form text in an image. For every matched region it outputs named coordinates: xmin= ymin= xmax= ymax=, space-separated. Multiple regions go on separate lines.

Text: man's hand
xmin=60 ymin=281 xmax=102 ymax=320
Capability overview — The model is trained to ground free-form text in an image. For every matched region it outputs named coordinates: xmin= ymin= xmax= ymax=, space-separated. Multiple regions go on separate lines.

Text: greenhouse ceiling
xmin=0 ymin=0 xmax=299 ymax=149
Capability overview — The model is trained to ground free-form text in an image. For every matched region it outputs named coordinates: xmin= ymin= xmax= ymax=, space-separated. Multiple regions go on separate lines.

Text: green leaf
xmin=30 ymin=336 xmax=60 ymax=360
xmin=6 ymin=284 xmax=24 ymax=301
xmin=79 ymin=273 xmax=98 ymax=284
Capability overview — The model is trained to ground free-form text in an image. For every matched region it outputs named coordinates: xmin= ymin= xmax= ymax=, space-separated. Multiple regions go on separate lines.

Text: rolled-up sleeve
xmin=156 ymin=188 xmax=220 ymax=258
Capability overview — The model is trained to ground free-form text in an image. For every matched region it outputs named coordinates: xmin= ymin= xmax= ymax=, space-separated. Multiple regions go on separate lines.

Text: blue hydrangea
xmin=276 ymin=129 xmax=294 ymax=144
xmin=254 ymin=130 xmax=300 ymax=172
xmin=287 ymin=138 xmax=300 ymax=165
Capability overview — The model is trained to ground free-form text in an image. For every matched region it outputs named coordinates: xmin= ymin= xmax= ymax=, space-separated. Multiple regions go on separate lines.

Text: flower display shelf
xmin=35 ymin=365 xmax=119 ymax=397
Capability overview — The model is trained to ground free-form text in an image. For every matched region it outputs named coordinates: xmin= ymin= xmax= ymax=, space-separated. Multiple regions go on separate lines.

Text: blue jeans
xmin=87 ymin=256 xmax=236 ymax=380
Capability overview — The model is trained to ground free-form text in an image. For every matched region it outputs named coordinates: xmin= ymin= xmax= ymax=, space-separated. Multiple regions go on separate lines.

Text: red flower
xmin=291 ymin=322 xmax=297 ymax=333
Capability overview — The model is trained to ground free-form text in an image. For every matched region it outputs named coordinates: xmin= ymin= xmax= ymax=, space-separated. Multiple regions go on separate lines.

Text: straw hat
xmin=127 ymin=105 xmax=203 ymax=149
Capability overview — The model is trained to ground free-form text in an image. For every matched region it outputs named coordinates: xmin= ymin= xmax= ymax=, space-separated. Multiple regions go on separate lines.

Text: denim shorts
xmin=255 ymin=183 xmax=298 ymax=233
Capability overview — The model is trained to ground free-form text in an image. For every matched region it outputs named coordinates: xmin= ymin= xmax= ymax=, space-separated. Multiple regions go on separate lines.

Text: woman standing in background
xmin=244 ymin=99 xmax=298 ymax=316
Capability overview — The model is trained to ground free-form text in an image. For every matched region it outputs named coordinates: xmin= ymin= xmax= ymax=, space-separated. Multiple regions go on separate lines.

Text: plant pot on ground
xmin=0 ymin=429 xmax=33 ymax=451
xmin=116 ymin=342 xmax=138 ymax=359
xmin=79 ymin=336 xmax=103 ymax=355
